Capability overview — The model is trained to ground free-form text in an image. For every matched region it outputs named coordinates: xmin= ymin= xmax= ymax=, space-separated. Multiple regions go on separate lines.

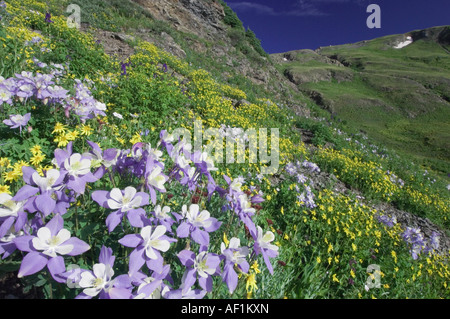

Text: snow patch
xmin=394 ymin=36 xmax=413 ymax=49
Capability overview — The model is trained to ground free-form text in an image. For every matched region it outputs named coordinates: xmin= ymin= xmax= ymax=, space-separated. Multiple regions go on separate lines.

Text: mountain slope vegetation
xmin=273 ymin=26 xmax=450 ymax=176
xmin=0 ymin=0 xmax=449 ymax=299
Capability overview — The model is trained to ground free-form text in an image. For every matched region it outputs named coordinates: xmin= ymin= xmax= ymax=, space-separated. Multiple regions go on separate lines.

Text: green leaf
xmin=0 ymin=261 xmax=21 ymax=274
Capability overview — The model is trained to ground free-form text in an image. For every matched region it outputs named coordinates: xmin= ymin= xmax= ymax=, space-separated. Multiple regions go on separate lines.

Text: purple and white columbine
xmin=13 ymin=214 xmax=90 ymax=281
xmin=220 ymin=237 xmax=249 ymax=294
xmin=92 ymin=186 xmax=149 ymax=232
xmin=3 ymin=113 xmax=31 ymax=133
xmin=177 ymin=249 xmax=221 ymax=293
xmin=119 ymin=225 xmax=175 ymax=275
xmin=253 ymin=226 xmax=279 ymax=274
xmin=74 ymin=246 xmax=132 ymax=299
xmin=176 ymin=204 xmax=221 ymax=247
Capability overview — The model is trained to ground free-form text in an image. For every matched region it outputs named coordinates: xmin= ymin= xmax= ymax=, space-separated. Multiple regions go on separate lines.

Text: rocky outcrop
xmin=272 ymin=49 xmax=345 ymax=67
xmin=132 ymin=0 xmax=226 ymax=41
xmin=284 ymin=67 xmax=353 ymax=85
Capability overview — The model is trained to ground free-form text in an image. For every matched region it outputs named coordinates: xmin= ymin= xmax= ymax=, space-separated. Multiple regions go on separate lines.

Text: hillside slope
xmin=0 ymin=0 xmax=449 ymax=300
xmin=273 ymin=26 xmax=450 ymax=176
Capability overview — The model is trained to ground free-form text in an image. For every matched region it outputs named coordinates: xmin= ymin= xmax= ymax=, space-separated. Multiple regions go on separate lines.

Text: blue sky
xmin=223 ymin=0 xmax=450 ymax=53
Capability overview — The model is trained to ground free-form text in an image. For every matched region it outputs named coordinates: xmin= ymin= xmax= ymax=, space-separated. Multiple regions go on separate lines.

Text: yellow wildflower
xmin=332 ymin=274 xmax=340 ymax=283
xmin=116 ymin=137 xmax=125 ymax=145
xmin=52 ymin=122 xmax=67 ymax=134
xmin=30 ymin=153 xmax=45 ymax=166
xmin=79 ymin=124 xmax=93 ymax=136
xmin=250 ymin=261 xmax=261 ymax=274
xmin=130 ymin=132 xmax=142 ymax=145
xmin=65 ymin=130 xmax=79 ymax=141
xmin=223 ymin=233 xmax=229 ymax=247
xmin=3 ymin=170 xmax=19 ymax=182
xmin=29 ymin=145 xmax=42 ymax=156
xmin=0 ymin=157 xmax=10 ymax=167
xmin=246 ymin=273 xmax=258 ymax=294
xmin=54 ymin=134 xmax=69 ymax=147
xmin=0 ymin=184 xmax=11 ymax=194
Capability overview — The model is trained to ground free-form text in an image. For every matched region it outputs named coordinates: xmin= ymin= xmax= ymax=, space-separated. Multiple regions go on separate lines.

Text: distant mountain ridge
xmin=272 ymin=25 xmax=450 ymax=175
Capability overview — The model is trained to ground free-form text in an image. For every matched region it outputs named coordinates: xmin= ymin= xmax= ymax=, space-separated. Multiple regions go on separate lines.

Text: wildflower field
xmin=0 ymin=0 xmax=449 ymax=299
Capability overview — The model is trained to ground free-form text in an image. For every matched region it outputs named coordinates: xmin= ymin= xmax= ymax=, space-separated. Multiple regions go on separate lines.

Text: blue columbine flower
xmin=13 ymin=214 xmax=90 ymax=282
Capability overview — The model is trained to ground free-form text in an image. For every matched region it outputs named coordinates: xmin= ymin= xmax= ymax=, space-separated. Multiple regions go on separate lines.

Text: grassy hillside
xmin=274 ymin=27 xmax=450 ymax=176
xmin=0 ymin=0 xmax=449 ymax=300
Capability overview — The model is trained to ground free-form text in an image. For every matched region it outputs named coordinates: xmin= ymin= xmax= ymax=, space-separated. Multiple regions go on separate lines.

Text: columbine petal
xmin=118 ymin=234 xmax=142 ymax=248
xmin=18 ymin=251 xmax=48 ymax=277
xmin=64 ymin=237 xmax=90 ymax=256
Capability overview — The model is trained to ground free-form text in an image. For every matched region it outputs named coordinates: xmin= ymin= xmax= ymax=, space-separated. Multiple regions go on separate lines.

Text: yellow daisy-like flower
xmin=29 ymin=145 xmax=42 ymax=156
xmin=0 ymin=157 xmax=10 ymax=168
xmin=391 ymin=250 xmax=397 ymax=263
xmin=79 ymin=124 xmax=93 ymax=136
xmin=52 ymin=122 xmax=67 ymax=134
xmin=327 ymin=243 xmax=333 ymax=253
xmin=12 ymin=161 xmax=28 ymax=175
xmin=332 ymin=274 xmax=340 ymax=283
xmin=0 ymin=184 xmax=11 ymax=194
xmin=30 ymin=153 xmax=45 ymax=166
xmin=116 ymin=137 xmax=125 ymax=145
xmin=3 ymin=170 xmax=19 ymax=182
xmin=54 ymin=134 xmax=69 ymax=147
xmin=65 ymin=130 xmax=79 ymax=141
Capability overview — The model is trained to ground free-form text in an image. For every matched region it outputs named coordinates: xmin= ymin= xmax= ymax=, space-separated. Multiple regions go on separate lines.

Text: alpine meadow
xmin=0 ymin=0 xmax=449 ymax=300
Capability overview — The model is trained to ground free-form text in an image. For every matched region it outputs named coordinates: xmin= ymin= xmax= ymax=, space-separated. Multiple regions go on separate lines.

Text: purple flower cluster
xmin=0 ymin=71 xmax=106 ymax=122
xmin=301 ymin=160 xmax=321 ymax=173
xmin=0 ymin=127 xmax=281 ymax=298
xmin=284 ymin=161 xmax=318 ymax=209
xmin=386 ymin=171 xmax=405 ymax=188
xmin=297 ymin=185 xmax=317 ymax=209
xmin=401 ymin=227 xmax=440 ymax=260
xmin=377 ymin=214 xmax=397 ymax=228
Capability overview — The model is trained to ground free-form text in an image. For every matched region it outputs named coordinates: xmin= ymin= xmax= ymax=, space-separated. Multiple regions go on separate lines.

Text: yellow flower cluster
xmin=220 ymin=84 xmax=247 ymax=100
xmin=315 ymin=147 xmax=450 ymax=225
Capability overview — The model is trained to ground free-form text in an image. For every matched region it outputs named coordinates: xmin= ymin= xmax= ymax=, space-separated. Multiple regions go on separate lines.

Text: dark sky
xmin=223 ymin=0 xmax=450 ymax=53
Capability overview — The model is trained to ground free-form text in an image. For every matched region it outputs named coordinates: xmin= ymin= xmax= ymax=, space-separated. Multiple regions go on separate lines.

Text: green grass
xmin=276 ymin=30 xmax=450 ymax=178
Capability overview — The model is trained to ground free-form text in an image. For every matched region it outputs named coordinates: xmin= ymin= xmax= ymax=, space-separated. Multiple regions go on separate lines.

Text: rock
xmin=113 ymin=33 xmax=136 ymax=43
xmin=160 ymin=32 xmax=186 ymax=59
xmin=234 ymin=99 xmax=251 ymax=109
xmin=134 ymin=0 xmax=226 ymax=41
